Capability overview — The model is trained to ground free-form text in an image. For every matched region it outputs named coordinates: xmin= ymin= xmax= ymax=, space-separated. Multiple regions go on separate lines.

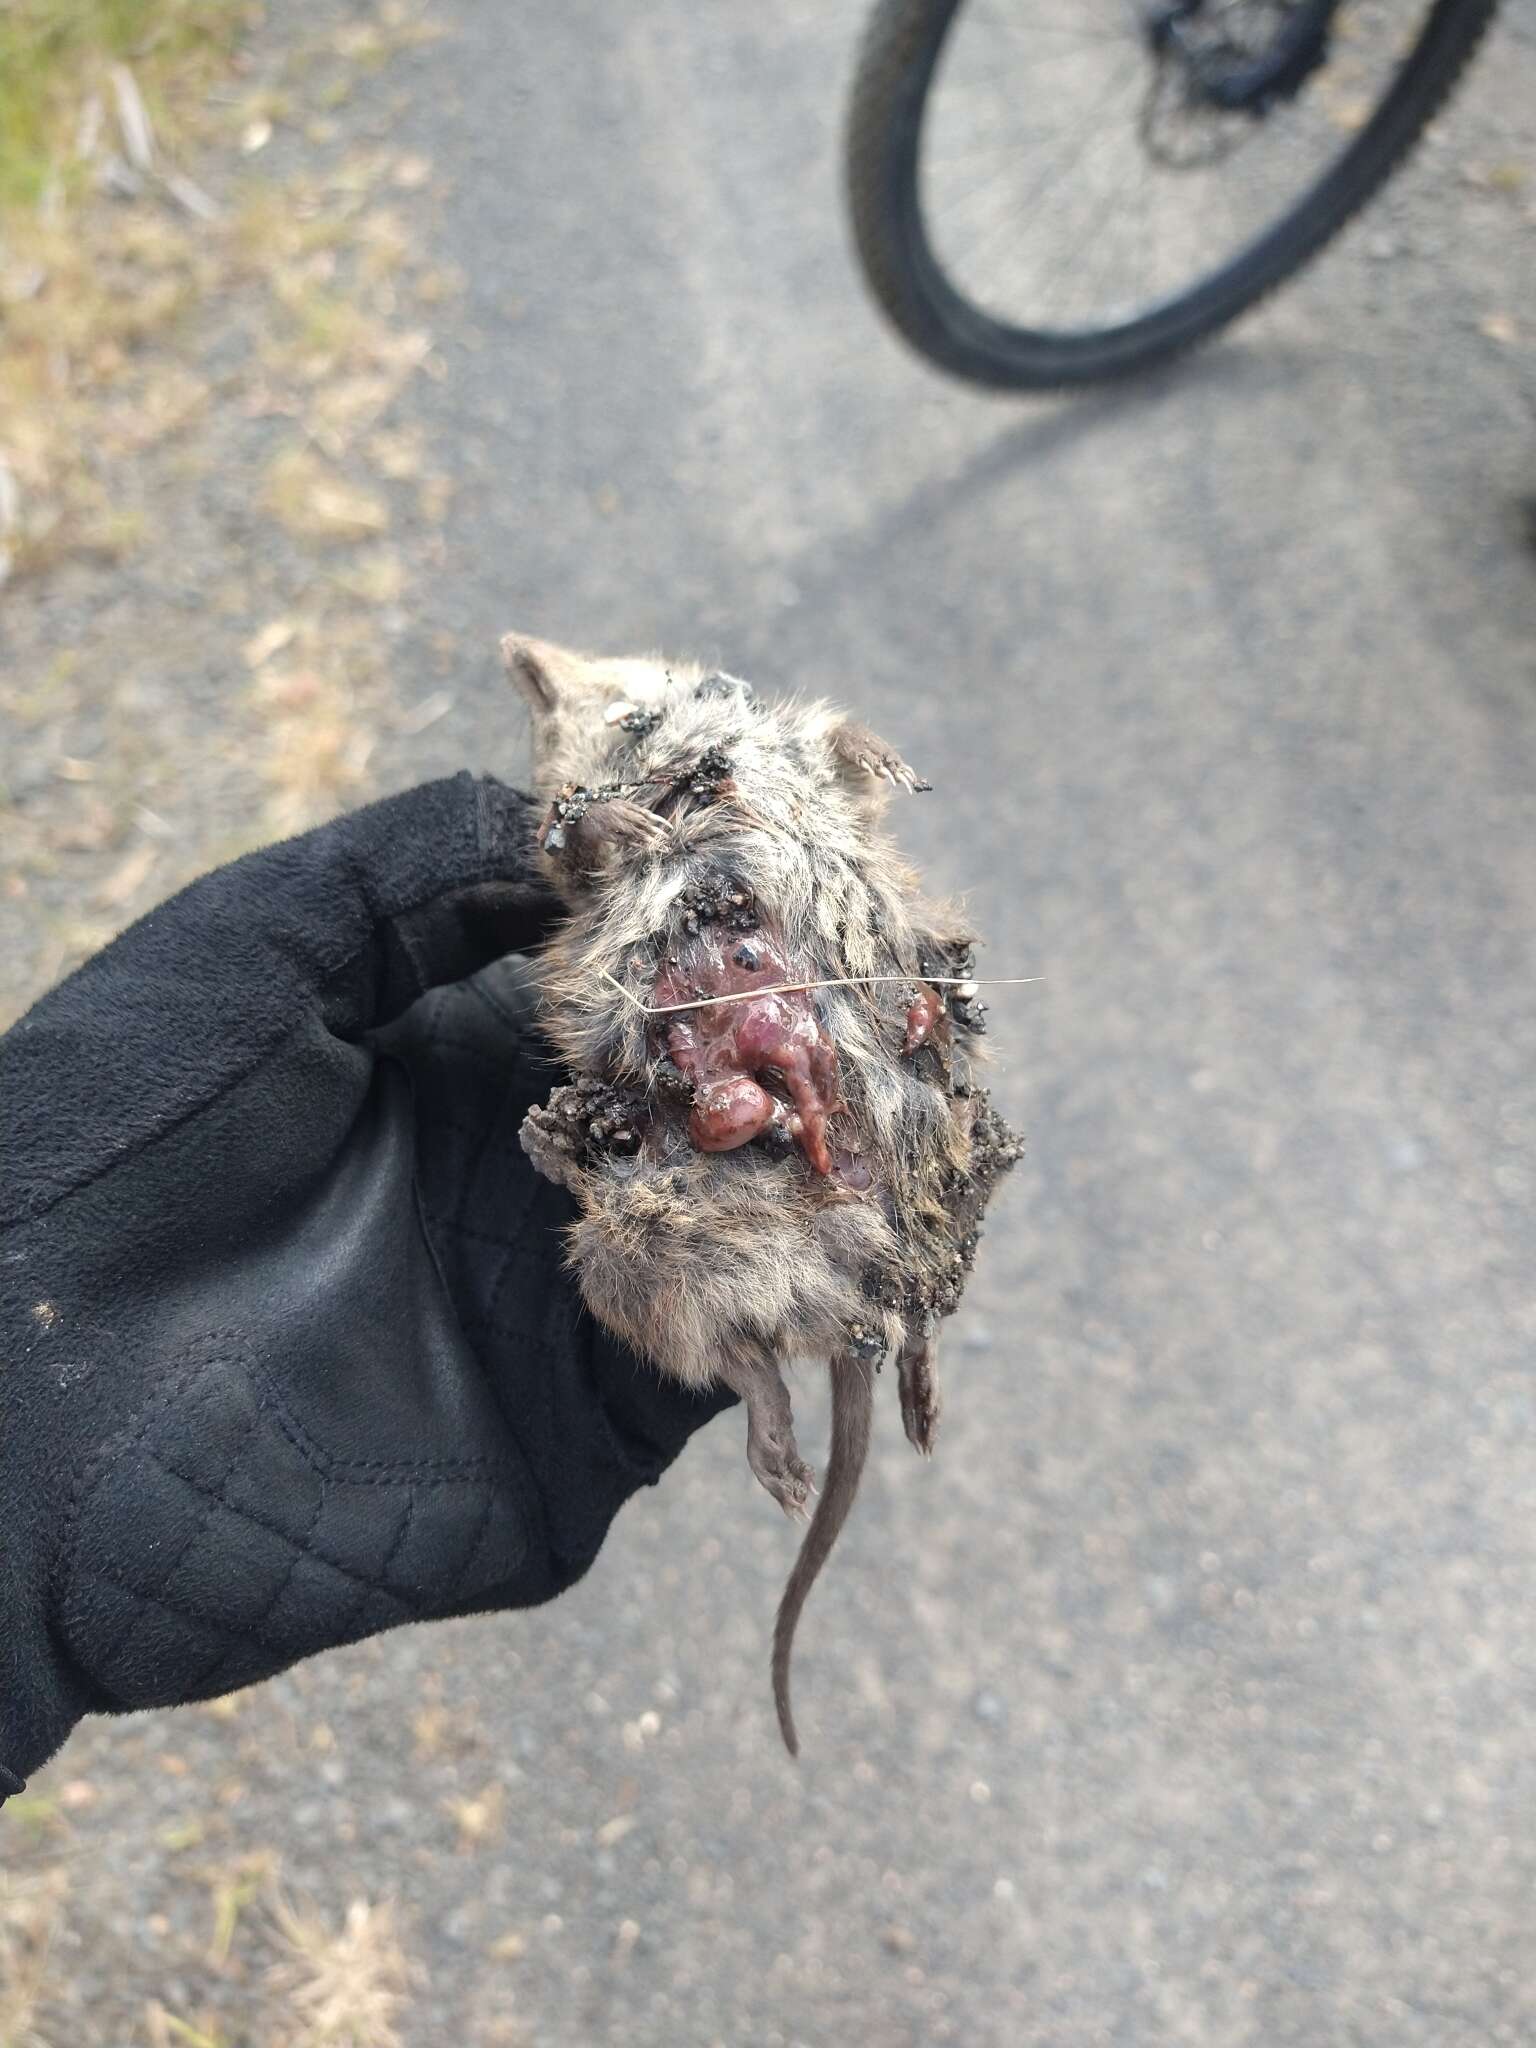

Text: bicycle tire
xmin=846 ymin=0 xmax=1500 ymax=390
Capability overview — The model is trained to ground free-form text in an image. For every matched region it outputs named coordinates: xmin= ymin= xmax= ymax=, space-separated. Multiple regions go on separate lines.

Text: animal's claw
xmin=750 ymin=1434 xmax=816 ymax=1519
xmin=621 ymin=801 xmax=668 ymax=842
xmin=898 ymin=1339 xmax=942 ymax=1457
xmin=781 ymin=1466 xmax=816 ymax=1522
xmin=857 ymin=747 xmax=928 ymax=793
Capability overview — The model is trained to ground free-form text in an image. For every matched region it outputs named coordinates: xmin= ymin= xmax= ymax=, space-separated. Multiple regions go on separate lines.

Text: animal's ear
xmin=826 ymin=719 xmax=932 ymax=796
xmin=500 ymin=632 xmax=586 ymax=718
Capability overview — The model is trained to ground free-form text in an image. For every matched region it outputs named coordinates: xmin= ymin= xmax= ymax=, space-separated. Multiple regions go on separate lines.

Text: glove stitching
xmin=70 ymin=1338 xmax=510 ymax=1538
xmin=251 ymin=1364 xmax=515 ymax=1480
xmin=90 ymin=1396 xmax=265 ymax=1686
xmin=380 ymin=1487 xmax=417 ymax=1588
xmin=48 ymin=1339 xmax=247 ymax=1619
xmin=445 ymin=1479 xmax=499 ymax=1597
xmin=131 ymin=1456 xmax=424 ymax=1606
xmin=77 ymin=1562 xmax=315 ymax=1661
xmin=306 ymin=1490 xmax=422 ymax=1665
xmin=73 ymin=1475 xmax=440 ymax=1702
xmin=428 ymin=1061 xmax=553 ymax=1499
xmin=50 ymin=1342 xmax=521 ymax=1659
xmin=421 ymin=1222 xmax=548 ymax=1576
xmin=3 ymin=868 xmax=544 ymax=1234
xmin=392 ymin=1044 xmax=548 ymax=1601
xmin=188 ymin=1465 xmax=330 ymax=1699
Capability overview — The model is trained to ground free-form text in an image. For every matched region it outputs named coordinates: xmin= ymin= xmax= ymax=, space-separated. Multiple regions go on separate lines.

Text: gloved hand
xmin=0 ymin=773 xmax=733 ymax=1804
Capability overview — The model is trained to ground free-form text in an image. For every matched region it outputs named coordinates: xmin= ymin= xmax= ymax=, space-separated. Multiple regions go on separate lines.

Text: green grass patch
xmin=0 ymin=0 xmax=244 ymax=203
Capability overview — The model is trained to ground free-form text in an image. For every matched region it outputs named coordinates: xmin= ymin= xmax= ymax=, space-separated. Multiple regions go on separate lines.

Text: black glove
xmin=0 ymin=773 xmax=733 ymax=1804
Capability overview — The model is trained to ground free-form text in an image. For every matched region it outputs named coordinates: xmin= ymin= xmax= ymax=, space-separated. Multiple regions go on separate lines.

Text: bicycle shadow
xmin=763 ymin=335 xmax=1315 ymax=659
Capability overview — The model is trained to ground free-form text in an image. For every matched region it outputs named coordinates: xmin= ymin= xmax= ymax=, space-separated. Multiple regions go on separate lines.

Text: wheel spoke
xmin=973 ymin=0 xmax=1143 ymax=41
xmin=1040 ymin=113 xmax=1157 ymax=328
xmin=941 ymin=48 xmax=1145 ymax=272
xmin=914 ymin=0 xmax=1458 ymax=341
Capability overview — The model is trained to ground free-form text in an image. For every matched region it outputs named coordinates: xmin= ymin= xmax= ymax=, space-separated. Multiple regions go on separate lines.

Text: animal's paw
xmin=860 ymin=747 xmax=931 ymax=794
xmin=748 ymin=1430 xmax=817 ymax=1522
xmin=831 ymin=721 xmax=932 ymax=795
xmin=898 ymin=1338 xmax=941 ymax=1457
xmin=519 ymin=1098 xmax=588 ymax=1195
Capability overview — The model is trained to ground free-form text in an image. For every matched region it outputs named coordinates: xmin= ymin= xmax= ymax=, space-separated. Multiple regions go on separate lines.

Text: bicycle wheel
xmin=846 ymin=0 xmax=1499 ymax=389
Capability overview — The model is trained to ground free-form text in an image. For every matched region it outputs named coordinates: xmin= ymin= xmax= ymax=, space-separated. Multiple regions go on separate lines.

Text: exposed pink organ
xmin=654 ymin=933 xmax=843 ymax=1176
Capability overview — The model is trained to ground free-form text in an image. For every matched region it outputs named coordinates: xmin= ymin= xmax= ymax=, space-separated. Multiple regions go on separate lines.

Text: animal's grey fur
xmin=504 ymin=633 xmax=1022 ymax=1752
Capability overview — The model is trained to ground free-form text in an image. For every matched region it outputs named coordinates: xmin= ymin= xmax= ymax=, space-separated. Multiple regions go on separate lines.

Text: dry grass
xmin=263 ymin=446 xmax=390 ymax=545
xmin=0 ymin=0 xmax=453 ymax=592
xmin=2 ymin=1832 xmax=427 ymax=2048
xmin=0 ymin=0 xmax=461 ymax=1017
xmin=255 ymin=658 xmax=376 ymax=836
xmin=0 ymin=200 xmax=215 ymax=580
xmin=266 ymin=1892 xmax=422 ymax=2048
xmin=204 ymin=1850 xmax=279 ymax=1970
xmin=143 ymin=1999 xmax=231 ymax=2048
xmin=0 ymin=1864 xmax=70 ymax=2048
xmin=0 ymin=2 xmax=244 ymax=577
xmin=443 ymin=1781 xmax=506 ymax=1853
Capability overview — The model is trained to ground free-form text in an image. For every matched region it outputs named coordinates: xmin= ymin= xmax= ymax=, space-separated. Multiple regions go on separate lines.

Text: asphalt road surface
xmin=21 ymin=3 xmax=1536 ymax=2044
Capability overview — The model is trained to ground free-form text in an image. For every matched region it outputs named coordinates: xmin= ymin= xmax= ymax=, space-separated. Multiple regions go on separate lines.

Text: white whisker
xmin=596 ymin=968 xmax=1044 ymax=1018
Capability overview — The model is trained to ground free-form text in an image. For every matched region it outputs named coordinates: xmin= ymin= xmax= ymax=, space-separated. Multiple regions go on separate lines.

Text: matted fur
xmin=504 ymin=634 xmax=1021 ymax=1749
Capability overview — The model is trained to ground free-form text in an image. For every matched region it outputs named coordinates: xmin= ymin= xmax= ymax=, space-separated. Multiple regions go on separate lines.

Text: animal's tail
xmin=772 ymin=1356 xmax=875 ymax=1757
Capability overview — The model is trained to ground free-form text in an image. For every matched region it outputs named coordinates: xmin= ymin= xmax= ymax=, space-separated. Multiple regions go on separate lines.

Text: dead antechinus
xmin=506 ymin=635 xmax=1023 ymax=1754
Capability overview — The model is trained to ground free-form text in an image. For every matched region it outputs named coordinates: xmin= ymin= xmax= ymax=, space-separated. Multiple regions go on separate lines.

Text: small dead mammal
xmin=507 ymin=634 xmax=1022 ymax=1753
